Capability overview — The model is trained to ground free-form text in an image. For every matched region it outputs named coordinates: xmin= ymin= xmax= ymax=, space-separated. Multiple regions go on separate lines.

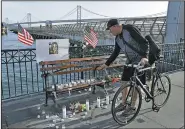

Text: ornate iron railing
xmin=1 ymin=43 xmax=184 ymax=100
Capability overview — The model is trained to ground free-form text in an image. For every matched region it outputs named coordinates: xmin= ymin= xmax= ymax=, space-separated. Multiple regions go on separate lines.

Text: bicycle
xmin=97 ymin=57 xmax=171 ymax=126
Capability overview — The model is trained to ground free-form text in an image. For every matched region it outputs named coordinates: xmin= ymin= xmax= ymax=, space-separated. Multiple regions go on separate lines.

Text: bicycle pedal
xmin=144 ymin=96 xmax=151 ymax=103
xmin=152 ymin=106 xmax=160 ymax=112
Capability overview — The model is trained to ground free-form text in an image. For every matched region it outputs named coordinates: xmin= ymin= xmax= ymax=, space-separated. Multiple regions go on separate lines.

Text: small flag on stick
xmin=18 ymin=24 xmax=34 ymax=46
xmin=84 ymin=26 xmax=98 ymax=48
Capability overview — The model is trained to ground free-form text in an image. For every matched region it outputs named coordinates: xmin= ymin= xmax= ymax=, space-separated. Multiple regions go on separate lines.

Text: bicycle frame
xmin=127 ymin=64 xmax=157 ymax=100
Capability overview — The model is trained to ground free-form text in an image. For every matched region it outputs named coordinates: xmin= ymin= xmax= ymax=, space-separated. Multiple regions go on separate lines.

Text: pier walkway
xmin=2 ymin=71 xmax=184 ymax=129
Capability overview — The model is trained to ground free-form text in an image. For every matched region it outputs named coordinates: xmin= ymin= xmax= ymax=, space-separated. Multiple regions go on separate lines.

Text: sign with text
xmin=36 ymin=39 xmax=70 ymax=63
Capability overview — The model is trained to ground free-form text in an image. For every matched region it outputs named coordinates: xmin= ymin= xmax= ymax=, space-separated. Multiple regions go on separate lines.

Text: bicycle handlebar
xmin=125 ymin=61 xmax=156 ymax=72
xmin=95 ymin=61 xmax=155 ymax=73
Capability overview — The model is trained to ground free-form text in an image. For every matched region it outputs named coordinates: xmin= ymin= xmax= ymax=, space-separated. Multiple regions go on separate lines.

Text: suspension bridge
xmin=4 ymin=5 xmax=167 ymax=43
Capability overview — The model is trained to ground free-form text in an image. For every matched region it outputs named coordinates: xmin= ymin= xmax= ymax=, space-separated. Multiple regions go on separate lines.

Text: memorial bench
xmin=39 ymin=54 xmax=125 ymax=106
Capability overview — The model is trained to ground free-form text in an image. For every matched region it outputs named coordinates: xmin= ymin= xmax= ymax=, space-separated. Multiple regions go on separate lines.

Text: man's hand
xmin=96 ymin=64 xmax=108 ymax=70
xmin=140 ymin=58 xmax=148 ymax=66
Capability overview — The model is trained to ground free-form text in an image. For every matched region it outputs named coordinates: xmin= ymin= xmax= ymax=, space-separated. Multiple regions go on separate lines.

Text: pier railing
xmin=1 ymin=43 xmax=184 ymax=100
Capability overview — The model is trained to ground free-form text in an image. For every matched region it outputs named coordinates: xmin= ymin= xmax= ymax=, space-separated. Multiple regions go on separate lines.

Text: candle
xmin=46 ymin=114 xmax=49 ymax=119
xmin=62 ymin=106 xmax=66 ymax=118
xmin=97 ymin=97 xmax=100 ymax=108
xmin=62 ymin=124 xmax=65 ymax=129
xmin=37 ymin=115 xmax=40 ymax=118
xmin=106 ymin=95 xmax=110 ymax=105
xmin=86 ymin=99 xmax=89 ymax=111
xmin=69 ymin=83 xmax=72 ymax=87
xmin=89 ymin=87 xmax=91 ymax=92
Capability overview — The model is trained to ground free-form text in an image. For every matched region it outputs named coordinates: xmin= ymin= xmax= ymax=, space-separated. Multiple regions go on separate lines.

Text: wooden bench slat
xmin=39 ymin=56 xmax=105 ymax=65
xmin=39 ymin=54 xmax=125 ymax=65
xmin=40 ymin=64 xmax=78 ymax=71
xmin=54 ymin=67 xmax=95 ymax=75
xmin=42 ymin=64 xmax=123 ymax=76
xmin=54 ymin=64 xmax=123 ymax=75
xmin=40 ymin=60 xmax=108 ymax=71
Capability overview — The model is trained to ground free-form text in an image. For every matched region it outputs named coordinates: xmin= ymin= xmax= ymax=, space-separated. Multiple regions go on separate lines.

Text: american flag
xmin=84 ymin=26 xmax=98 ymax=48
xmin=18 ymin=24 xmax=34 ymax=46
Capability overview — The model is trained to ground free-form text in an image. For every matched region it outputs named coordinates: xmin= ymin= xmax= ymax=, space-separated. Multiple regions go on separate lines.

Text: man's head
xmin=106 ymin=19 xmax=122 ymax=36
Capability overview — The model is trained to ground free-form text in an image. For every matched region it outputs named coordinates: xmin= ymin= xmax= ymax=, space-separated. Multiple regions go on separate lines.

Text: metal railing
xmin=1 ymin=43 xmax=184 ymax=100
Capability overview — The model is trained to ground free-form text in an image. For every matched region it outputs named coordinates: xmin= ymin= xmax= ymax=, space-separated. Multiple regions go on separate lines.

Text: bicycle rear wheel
xmin=111 ymin=84 xmax=142 ymax=126
xmin=151 ymin=73 xmax=171 ymax=108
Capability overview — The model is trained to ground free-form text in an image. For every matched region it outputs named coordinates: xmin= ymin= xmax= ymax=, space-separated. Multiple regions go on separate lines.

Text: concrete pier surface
xmin=2 ymin=71 xmax=184 ymax=129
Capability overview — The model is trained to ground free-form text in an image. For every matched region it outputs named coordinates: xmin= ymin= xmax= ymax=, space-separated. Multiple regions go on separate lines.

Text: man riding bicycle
xmin=97 ymin=19 xmax=149 ymax=116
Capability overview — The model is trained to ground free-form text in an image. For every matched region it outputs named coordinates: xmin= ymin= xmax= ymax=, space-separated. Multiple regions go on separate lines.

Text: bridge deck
xmin=2 ymin=71 xmax=184 ymax=129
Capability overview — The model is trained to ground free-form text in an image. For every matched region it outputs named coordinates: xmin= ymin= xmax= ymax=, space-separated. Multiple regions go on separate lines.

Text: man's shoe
xmin=122 ymin=106 xmax=136 ymax=116
xmin=115 ymin=103 xmax=126 ymax=112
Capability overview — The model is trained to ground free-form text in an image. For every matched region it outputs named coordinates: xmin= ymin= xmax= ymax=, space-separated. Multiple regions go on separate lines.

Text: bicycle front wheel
xmin=151 ymin=73 xmax=171 ymax=108
xmin=111 ymin=84 xmax=142 ymax=126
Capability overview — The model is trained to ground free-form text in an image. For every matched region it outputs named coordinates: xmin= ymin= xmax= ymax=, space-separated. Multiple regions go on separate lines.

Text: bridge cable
xmin=58 ymin=7 xmax=77 ymax=20
xmin=142 ymin=11 xmax=167 ymax=18
xmin=31 ymin=15 xmax=43 ymax=22
xmin=81 ymin=6 xmax=112 ymax=18
xmin=19 ymin=16 xmax=27 ymax=23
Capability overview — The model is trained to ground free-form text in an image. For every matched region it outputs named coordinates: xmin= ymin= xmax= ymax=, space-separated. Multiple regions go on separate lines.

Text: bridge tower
xmin=27 ymin=13 xmax=31 ymax=27
xmin=77 ymin=5 xmax=81 ymax=26
xmin=164 ymin=1 xmax=184 ymax=43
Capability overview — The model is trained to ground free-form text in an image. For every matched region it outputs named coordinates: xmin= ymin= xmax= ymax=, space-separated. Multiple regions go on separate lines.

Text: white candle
xmin=88 ymin=79 xmax=91 ymax=84
xmin=91 ymin=79 xmax=95 ymax=82
xmin=82 ymin=80 xmax=85 ymax=84
xmin=62 ymin=124 xmax=65 ymax=129
xmin=73 ymin=82 xmax=77 ymax=86
xmin=86 ymin=99 xmax=89 ymax=111
xmin=60 ymin=84 xmax=64 ymax=89
xmin=37 ymin=115 xmax=40 ymax=118
xmin=62 ymin=106 xmax=66 ymax=118
xmin=89 ymin=87 xmax=91 ymax=92
xmin=68 ymin=90 xmax=71 ymax=96
xmin=46 ymin=115 xmax=49 ymax=119
xmin=69 ymin=83 xmax=72 ymax=87
xmin=66 ymin=83 xmax=69 ymax=88
xmin=97 ymin=97 xmax=100 ymax=108
xmin=106 ymin=95 xmax=110 ymax=105
xmin=42 ymin=110 xmax=45 ymax=114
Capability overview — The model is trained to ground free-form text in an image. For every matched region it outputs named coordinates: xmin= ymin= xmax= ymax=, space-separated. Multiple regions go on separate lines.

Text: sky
xmin=2 ymin=1 xmax=169 ymax=23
